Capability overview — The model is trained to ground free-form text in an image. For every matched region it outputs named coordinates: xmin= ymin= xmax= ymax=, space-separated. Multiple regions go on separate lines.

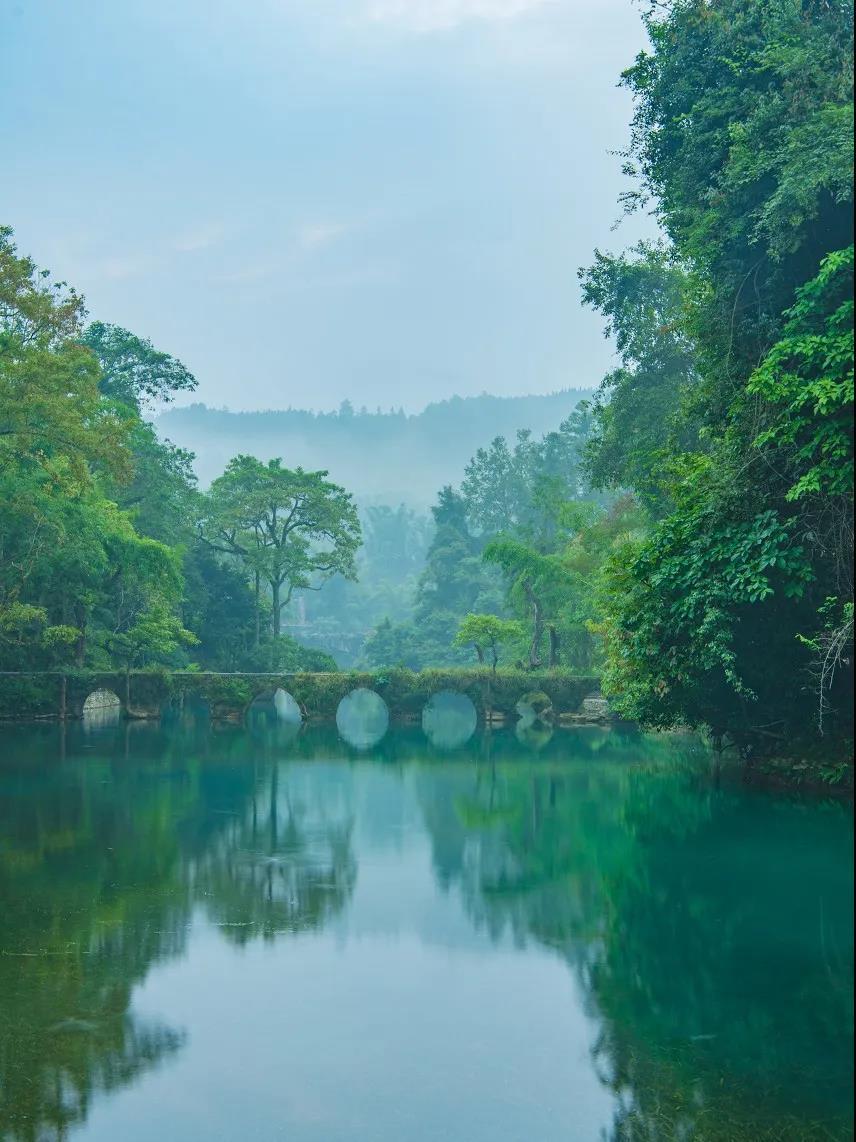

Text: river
xmin=0 ymin=711 xmax=852 ymax=1141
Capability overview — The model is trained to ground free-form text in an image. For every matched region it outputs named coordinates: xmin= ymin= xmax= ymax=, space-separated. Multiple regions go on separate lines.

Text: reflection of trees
xmin=195 ymin=762 xmax=357 ymax=942
xmin=416 ymin=733 xmax=854 ymax=1140
xmin=0 ymin=722 xmax=358 ymax=1140
xmin=589 ymin=795 xmax=854 ymax=1141
xmin=1 ymin=923 xmax=186 ymax=1141
xmin=0 ymin=727 xmax=195 ymax=1140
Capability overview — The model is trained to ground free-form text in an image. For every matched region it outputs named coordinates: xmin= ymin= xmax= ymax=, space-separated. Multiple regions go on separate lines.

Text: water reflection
xmin=81 ymin=688 xmax=122 ymax=731
xmin=514 ymin=717 xmax=554 ymax=750
xmin=335 ymin=687 xmax=389 ymax=749
xmin=421 ymin=690 xmax=477 ymax=750
xmin=273 ymin=687 xmax=302 ymax=724
xmin=0 ymin=723 xmax=851 ymax=1141
xmin=246 ymin=692 xmax=302 ymax=747
xmin=195 ymin=762 xmax=356 ymax=942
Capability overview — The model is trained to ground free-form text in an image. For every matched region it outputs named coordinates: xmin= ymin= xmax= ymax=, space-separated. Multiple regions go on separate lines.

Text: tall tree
xmin=578 ymin=242 xmax=698 ymax=512
xmin=0 ymin=229 xmax=126 ymax=482
xmin=201 ymin=457 xmax=361 ymax=639
xmin=453 ymin=613 xmax=523 ymax=670
xmin=461 ymin=410 xmax=595 ymax=541
xmin=0 ymin=228 xmax=204 ymax=672
xmin=83 ymin=321 xmax=197 ymax=412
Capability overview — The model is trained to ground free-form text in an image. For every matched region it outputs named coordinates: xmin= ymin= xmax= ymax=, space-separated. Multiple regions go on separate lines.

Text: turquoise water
xmin=0 ymin=718 xmax=852 ymax=1141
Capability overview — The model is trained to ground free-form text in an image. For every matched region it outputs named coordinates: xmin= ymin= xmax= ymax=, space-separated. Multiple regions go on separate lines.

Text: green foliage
xmin=517 ymin=690 xmax=552 ymax=718
xmin=579 ymin=242 xmax=698 ymax=512
xmin=583 ymin=0 xmax=854 ymax=753
xmin=83 ymin=320 xmax=197 ymax=412
xmin=364 ymin=410 xmax=605 ymax=673
xmin=600 ymin=469 xmax=815 ymax=736
xmin=106 ymin=604 xmax=197 ymax=673
xmin=367 ymin=487 xmax=506 ymax=670
xmin=0 ymin=228 xmax=127 ymax=484
xmin=240 ymin=635 xmax=338 ymax=674
xmin=278 ymin=503 xmax=432 ymax=669
xmin=112 ymin=420 xmax=198 ymax=545
xmin=0 ymin=227 xmax=327 ymax=676
xmin=483 ymin=537 xmax=569 ymax=668
xmin=748 ymin=245 xmax=854 ymax=502
xmin=201 ymin=456 xmax=361 ymax=638
xmin=362 ymin=617 xmax=423 ymax=670
xmin=461 ymin=405 xmax=597 ymax=541
xmin=181 ymin=546 xmax=257 ymax=670
xmin=453 ymin=613 xmax=524 ymax=669
xmin=0 ymin=674 xmax=61 ymax=719
xmin=621 ymin=0 xmax=853 ymax=299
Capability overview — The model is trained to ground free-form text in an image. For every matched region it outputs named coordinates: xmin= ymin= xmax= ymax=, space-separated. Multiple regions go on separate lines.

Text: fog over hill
xmin=157 ymin=389 xmax=592 ymax=506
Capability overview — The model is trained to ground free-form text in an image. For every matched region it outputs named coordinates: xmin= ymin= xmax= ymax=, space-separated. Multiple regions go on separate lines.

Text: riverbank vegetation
xmin=587 ymin=0 xmax=854 ymax=761
xmin=1 ymin=0 xmax=852 ymax=768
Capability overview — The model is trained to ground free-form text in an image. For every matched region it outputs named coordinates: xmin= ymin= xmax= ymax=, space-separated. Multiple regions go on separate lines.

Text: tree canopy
xmin=0 ymin=227 xmax=346 ymax=674
xmin=583 ymin=0 xmax=854 ymax=752
xmin=201 ymin=457 xmax=361 ymax=639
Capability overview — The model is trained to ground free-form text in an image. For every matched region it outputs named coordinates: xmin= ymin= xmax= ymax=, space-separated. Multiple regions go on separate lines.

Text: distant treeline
xmin=157 ymin=390 xmax=592 ymax=502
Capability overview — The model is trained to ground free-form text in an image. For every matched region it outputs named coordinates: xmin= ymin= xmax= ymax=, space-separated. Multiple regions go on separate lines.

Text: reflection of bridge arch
xmin=422 ymin=691 xmax=477 ymax=750
xmin=273 ymin=688 xmax=302 ymax=724
xmin=82 ymin=688 xmax=122 ymax=711
xmin=246 ymin=688 xmax=304 ymax=743
xmin=336 ymin=688 xmax=389 ymax=750
xmin=82 ymin=688 xmax=122 ymax=729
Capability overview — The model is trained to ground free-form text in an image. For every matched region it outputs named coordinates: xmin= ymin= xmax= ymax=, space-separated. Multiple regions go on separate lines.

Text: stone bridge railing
xmin=0 ymin=668 xmax=603 ymax=724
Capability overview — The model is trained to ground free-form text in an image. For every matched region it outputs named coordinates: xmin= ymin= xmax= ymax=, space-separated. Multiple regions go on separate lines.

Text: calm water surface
xmin=0 ymin=717 xmax=852 ymax=1141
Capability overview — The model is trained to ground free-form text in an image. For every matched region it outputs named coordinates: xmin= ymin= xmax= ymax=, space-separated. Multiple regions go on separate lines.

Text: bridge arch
xmin=81 ymin=688 xmax=122 ymax=729
xmin=336 ymin=688 xmax=389 ymax=750
xmin=422 ymin=690 xmax=477 ymax=750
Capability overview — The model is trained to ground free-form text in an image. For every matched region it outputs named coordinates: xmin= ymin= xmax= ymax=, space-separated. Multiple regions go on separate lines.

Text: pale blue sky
xmin=1 ymin=0 xmax=653 ymax=411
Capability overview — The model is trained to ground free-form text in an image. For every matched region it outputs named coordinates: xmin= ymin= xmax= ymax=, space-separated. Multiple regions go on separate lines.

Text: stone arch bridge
xmin=0 ymin=669 xmax=603 ymax=725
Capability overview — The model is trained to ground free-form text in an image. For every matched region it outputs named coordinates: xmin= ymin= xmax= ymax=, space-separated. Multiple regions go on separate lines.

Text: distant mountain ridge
xmin=157 ymin=389 xmax=592 ymax=506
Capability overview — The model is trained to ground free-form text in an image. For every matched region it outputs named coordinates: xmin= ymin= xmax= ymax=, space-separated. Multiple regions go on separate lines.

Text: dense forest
xmin=1 ymin=0 xmax=853 ymax=764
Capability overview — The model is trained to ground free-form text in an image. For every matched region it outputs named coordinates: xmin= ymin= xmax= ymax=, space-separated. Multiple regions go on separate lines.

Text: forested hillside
xmin=156 ymin=391 xmax=590 ymax=503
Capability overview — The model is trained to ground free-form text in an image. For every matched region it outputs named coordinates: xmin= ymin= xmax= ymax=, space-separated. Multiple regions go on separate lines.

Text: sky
xmin=1 ymin=0 xmax=655 ymax=412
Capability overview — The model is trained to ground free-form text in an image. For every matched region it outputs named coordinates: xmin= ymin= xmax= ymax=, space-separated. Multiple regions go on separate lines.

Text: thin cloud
xmin=213 ymin=262 xmax=278 ymax=284
xmin=93 ymin=254 xmax=156 ymax=281
xmin=296 ymin=221 xmax=349 ymax=251
xmin=366 ymin=0 xmax=552 ymax=33
xmin=173 ymin=222 xmax=226 ymax=253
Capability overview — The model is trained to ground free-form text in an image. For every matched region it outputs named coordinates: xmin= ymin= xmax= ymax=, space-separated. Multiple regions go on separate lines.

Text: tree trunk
xmin=73 ymin=603 xmax=87 ymax=667
xmin=491 ymin=643 xmax=498 ymax=673
xmin=271 ymin=580 xmax=281 ymax=638
xmin=269 ymin=764 xmax=279 ymax=851
xmin=523 ymin=579 xmax=543 ymax=668
xmin=548 ymin=624 xmax=559 ymax=668
xmin=475 ymin=644 xmax=485 ymax=664
xmin=254 ymin=571 xmax=261 ymax=648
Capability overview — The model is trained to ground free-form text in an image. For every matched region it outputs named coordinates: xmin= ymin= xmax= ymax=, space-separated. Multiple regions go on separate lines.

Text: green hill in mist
xmin=156 ymin=389 xmax=591 ymax=506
